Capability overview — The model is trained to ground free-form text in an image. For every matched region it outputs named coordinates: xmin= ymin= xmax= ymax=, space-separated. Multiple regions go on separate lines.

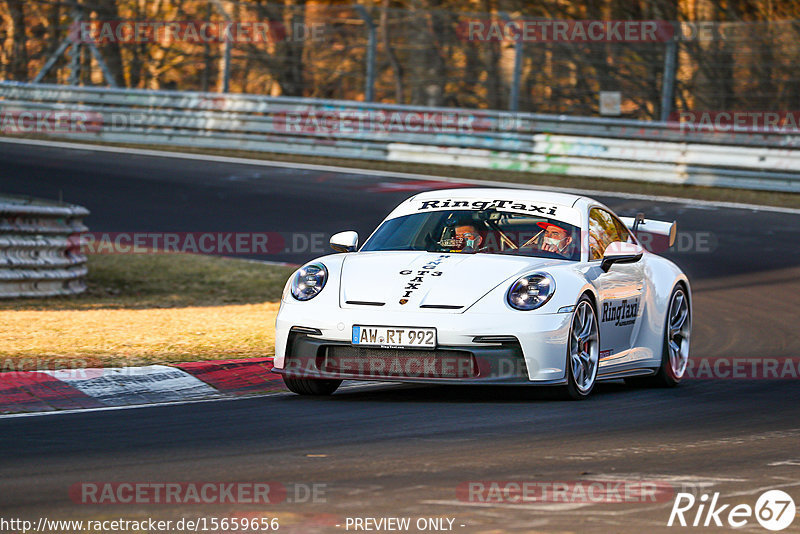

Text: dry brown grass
xmin=0 ymin=253 xmax=295 ymax=369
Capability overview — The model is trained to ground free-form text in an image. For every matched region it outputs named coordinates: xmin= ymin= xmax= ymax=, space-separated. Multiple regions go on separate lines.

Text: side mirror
xmin=330 ymin=231 xmax=359 ymax=253
xmin=601 ymin=241 xmax=643 ymax=272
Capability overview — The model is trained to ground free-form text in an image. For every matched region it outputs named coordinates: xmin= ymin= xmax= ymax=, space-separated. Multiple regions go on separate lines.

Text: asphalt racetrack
xmin=1 ymin=141 xmax=799 ymax=533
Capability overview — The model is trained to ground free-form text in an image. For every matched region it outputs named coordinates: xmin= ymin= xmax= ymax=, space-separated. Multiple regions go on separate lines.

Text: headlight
xmin=291 ymin=262 xmax=328 ymax=301
xmin=506 ymin=273 xmax=555 ymax=311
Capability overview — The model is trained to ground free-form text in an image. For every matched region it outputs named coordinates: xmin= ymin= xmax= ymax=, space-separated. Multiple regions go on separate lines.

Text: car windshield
xmin=361 ymin=209 xmax=581 ymax=261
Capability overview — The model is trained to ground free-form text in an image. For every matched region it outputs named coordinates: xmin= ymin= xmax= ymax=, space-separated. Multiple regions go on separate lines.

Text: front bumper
xmin=273 ymin=304 xmax=573 ymax=383
xmin=273 ymin=333 xmax=546 ymax=385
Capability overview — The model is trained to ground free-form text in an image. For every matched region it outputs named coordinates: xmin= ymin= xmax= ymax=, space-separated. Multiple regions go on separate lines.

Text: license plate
xmin=352 ymin=326 xmax=436 ymax=349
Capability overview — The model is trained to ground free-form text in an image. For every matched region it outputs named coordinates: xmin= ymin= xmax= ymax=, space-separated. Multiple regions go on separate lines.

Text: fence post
xmin=210 ymin=0 xmax=233 ymax=93
xmin=68 ymin=43 xmax=80 ymax=85
xmin=499 ymin=12 xmax=523 ymax=112
xmin=354 ymin=5 xmax=376 ymax=102
xmin=660 ymin=39 xmax=678 ymax=122
xmin=221 ymin=40 xmax=232 ymax=93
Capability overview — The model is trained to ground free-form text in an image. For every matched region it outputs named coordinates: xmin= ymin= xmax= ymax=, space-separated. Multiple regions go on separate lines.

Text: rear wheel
xmin=283 ymin=377 xmax=342 ymax=396
xmin=626 ymin=285 xmax=691 ymax=388
xmin=563 ymin=296 xmax=600 ymax=400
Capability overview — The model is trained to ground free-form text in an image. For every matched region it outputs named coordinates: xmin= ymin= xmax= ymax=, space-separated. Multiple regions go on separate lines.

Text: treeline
xmin=1 ymin=0 xmax=799 ymax=118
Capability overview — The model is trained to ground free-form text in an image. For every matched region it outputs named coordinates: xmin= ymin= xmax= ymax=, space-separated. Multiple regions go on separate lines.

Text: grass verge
xmin=0 ymin=253 xmax=295 ymax=369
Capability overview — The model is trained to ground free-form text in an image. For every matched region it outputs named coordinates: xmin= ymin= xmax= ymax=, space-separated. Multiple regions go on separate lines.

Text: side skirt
xmin=597 ymin=367 xmax=657 ymax=381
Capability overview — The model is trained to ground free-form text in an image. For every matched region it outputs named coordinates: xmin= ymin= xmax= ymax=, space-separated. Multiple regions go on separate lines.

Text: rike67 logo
xmin=668 ymin=489 xmax=796 ymax=531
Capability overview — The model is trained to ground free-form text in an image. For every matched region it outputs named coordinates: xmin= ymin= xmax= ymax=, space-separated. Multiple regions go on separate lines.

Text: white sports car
xmin=272 ymin=188 xmax=691 ymax=399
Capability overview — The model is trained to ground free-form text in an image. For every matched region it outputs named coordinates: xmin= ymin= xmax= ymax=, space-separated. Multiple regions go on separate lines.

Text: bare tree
xmin=380 ymin=0 xmax=405 ymax=103
xmin=5 ymin=0 xmax=29 ymax=80
xmin=82 ymin=0 xmax=127 ymax=86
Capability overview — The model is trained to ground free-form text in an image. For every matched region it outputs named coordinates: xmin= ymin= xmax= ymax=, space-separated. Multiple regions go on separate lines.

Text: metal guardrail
xmin=1 ymin=82 xmax=799 ymax=193
xmin=0 ymin=194 xmax=89 ymax=298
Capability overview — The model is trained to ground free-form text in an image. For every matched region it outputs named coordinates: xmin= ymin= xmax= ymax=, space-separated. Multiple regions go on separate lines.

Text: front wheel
xmin=283 ymin=376 xmax=342 ymax=396
xmin=626 ymin=284 xmax=691 ymax=388
xmin=563 ymin=296 xmax=600 ymax=400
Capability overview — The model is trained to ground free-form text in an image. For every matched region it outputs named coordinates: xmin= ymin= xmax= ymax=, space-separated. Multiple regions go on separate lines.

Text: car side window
xmin=613 ymin=216 xmax=635 ymax=244
xmin=588 ymin=208 xmax=622 ymax=260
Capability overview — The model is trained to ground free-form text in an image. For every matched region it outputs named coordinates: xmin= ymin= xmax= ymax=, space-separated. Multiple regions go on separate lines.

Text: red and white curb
xmin=0 ymin=358 xmax=283 ymax=415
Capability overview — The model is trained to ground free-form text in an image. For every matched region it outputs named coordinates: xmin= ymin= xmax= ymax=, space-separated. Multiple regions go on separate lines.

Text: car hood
xmin=339 ymin=251 xmax=564 ymax=312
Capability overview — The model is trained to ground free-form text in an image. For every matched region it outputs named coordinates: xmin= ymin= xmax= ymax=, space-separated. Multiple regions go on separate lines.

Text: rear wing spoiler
xmin=620 ymin=215 xmax=677 ymax=248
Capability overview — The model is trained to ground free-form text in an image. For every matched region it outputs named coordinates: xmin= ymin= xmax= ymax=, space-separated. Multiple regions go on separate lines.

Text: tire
xmin=625 ymin=284 xmax=691 ymax=388
xmin=283 ymin=376 xmax=342 ymax=396
xmin=563 ymin=295 xmax=600 ymax=400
